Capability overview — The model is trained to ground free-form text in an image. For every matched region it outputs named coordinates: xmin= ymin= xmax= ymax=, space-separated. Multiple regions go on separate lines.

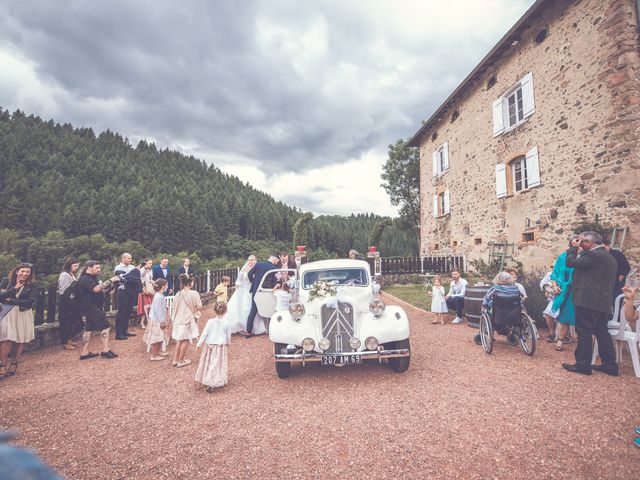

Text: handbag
xmin=143 ymin=280 xmax=156 ymax=296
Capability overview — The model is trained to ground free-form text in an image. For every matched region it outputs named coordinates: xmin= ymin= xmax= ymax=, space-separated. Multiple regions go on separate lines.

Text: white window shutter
xmin=433 ymin=194 xmax=439 ymax=217
xmin=495 ymin=164 xmax=507 ymax=198
xmin=521 ymin=72 xmax=535 ymax=118
xmin=432 ymin=151 xmax=438 ymax=177
xmin=444 ymin=189 xmax=450 ymax=214
xmin=443 ymin=142 xmax=449 ymax=171
xmin=526 ymin=146 xmax=540 ymax=188
xmin=492 ymin=98 xmax=505 ymax=136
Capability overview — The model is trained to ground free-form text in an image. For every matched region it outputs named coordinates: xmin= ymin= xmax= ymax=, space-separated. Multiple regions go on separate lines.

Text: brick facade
xmin=410 ymin=0 xmax=640 ymax=270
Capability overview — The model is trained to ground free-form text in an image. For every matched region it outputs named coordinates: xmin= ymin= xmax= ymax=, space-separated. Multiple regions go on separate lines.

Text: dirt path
xmin=1 ymin=296 xmax=638 ymax=479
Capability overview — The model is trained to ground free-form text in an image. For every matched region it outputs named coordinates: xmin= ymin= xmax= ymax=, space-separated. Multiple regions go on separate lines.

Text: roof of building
xmin=407 ymin=0 xmax=560 ymax=147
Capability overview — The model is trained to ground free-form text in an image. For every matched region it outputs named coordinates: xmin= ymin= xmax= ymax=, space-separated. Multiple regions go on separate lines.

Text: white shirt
xmin=115 ymin=263 xmax=135 ymax=290
xmin=447 ymin=278 xmax=468 ymax=298
xmin=274 ymin=290 xmax=292 ymax=311
xmin=197 ymin=316 xmax=231 ymax=347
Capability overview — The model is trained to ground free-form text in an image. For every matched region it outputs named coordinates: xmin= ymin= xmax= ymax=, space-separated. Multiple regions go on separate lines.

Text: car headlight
xmin=365 ymin=336 xmax=379 ymax=350
xmin=302 ymin=337 xmax=315 ymax=352
xmin=349 ymin=337 xmax=361 ymax=350
xmin=289 ymin=303 xmax=305 ymax=321
xmin=319 ymin=338 xmax=330 ymax=350
xmin=369 ymin=298 xmax=386 ymax=317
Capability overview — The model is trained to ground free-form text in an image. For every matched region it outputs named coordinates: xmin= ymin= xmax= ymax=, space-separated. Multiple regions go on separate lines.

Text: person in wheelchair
xmin=474 ymin=271 xmax=523 ymax=345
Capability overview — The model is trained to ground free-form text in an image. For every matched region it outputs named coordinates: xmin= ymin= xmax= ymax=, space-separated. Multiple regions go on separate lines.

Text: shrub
xmin=521 ymin=268 xmax=549 ymax=328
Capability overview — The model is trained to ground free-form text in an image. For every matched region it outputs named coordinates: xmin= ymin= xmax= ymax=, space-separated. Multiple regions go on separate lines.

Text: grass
xmin=383 ymin=281 xmax=451 ymax=312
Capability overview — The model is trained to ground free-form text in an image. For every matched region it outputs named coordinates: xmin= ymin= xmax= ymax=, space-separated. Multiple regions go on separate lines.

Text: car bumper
xmin=274 ymin=347 xmax=410 ymax=365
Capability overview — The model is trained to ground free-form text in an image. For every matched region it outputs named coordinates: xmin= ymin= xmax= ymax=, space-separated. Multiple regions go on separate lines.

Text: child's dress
xmin=431 ymin=285 xmax=448 ymax=313
xmin=540 ymin=271 xmax=559 ymax=319
xmin=195 ymin=316 xmax=231 ymax=388
xmin=144 ymin=292 xmax=167 ymax=351
xmin=171 ymin=289 xmax=202 ymax=342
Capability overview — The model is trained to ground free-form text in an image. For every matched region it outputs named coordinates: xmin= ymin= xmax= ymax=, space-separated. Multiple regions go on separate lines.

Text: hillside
xmin=0 ymin=108 xmax=416 ymax=268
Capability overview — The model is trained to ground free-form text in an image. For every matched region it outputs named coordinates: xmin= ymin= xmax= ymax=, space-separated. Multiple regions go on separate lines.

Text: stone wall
xmin=418 ymin=0 xmax=640 ymax=269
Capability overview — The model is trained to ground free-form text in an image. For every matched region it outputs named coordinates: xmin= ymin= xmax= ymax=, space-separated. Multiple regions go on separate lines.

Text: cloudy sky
xmin=0 ymin=0 xmax=534 ymax=216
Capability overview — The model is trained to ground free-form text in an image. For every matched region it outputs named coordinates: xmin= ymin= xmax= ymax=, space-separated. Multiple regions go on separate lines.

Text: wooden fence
xmin=32 ymin=268 xmax=238 ymax=327
xmin=380 ymin=255 xmax=466 ymax=275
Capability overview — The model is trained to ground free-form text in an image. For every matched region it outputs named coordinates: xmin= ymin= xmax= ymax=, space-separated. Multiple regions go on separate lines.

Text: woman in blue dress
xmin=550 ymin=237 xmax=576 ymax=351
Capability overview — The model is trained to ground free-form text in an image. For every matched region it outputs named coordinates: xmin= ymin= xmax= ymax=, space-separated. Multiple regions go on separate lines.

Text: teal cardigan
xmin=550 ymin=251 xmax=575 ymax=326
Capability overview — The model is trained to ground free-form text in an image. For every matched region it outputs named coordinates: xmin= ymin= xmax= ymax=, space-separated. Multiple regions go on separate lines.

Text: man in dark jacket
xmin=562 ymin=231 xmax=618 ymax=376
xmin=603 ymin=239 xmax=631 ymax=307
xmin=245 ymin=255 xmax=279 ymax=337
xmin=114 ymin=253 xmax=142 ymax=340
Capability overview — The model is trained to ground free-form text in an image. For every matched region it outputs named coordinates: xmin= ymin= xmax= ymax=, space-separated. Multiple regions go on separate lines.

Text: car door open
xmin=254 ymin=269 xmax=297 ymax=318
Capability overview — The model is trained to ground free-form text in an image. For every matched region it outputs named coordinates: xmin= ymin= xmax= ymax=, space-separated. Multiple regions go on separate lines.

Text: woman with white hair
xmin=482 ymin=271 xmax=521 ymax=310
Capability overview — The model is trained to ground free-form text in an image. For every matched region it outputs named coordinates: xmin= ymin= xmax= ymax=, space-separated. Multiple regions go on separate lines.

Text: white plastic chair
xmin=162 ymin=295 xmax=175 ymax=352
xmin=592 ymin=294 xmax=640 ymax=377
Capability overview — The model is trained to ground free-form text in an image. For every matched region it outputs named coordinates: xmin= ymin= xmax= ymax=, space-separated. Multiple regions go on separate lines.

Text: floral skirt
xmin=195 ymin=345 xmax=228 ymax=388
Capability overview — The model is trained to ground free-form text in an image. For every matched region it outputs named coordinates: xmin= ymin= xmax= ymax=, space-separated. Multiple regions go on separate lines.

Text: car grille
xmin=321 ymin=302 xmax=355 ymax=354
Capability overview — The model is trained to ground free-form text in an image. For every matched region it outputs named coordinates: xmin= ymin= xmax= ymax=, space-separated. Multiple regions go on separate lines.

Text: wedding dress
xmin=227 ymin=268 xmax=266 ymax=335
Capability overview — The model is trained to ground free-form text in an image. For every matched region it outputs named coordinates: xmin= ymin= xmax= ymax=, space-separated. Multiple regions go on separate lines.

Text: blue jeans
xmin=446 ymin=296 xmax=464 ymax=318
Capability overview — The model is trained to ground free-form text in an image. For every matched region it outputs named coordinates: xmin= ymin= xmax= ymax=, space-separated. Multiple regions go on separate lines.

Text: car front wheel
xmin=388 ymin=339 xmax=411 ymax=373
xmin=274 ymin=343 xmax=292 ymax=378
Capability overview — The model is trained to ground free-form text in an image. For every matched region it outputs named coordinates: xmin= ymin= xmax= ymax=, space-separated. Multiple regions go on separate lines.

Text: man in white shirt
xmin=445 ymin=269 xmax=468 ymax=324
xmin=114 ymin=253 xmax=140 ymax=340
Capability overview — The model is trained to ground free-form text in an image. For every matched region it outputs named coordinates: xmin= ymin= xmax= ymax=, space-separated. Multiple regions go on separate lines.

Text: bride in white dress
xmin=227 ymin=255 xmax=266 ymax=335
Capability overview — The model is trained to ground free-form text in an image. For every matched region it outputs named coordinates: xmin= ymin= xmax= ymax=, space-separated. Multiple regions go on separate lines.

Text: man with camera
xmin=114 ymin=253 xmax=142 ymax=340
xmin=562 ymin=231 xmax=618 ymax=376
xmin=77 ymin=261 xmax=119 ymax=360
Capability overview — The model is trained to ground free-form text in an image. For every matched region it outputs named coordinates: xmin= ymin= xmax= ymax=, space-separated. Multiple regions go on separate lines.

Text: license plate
xmin=321 ymin=354 xmax=362 ymax=366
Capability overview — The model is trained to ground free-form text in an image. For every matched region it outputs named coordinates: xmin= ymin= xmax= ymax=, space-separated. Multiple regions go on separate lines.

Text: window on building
xmin=511 ymin=155 xmax=528 ymax=192
xmin=495 ymin=146 xmax=541 ymax=198
xmin=432 ymin=189 xmax=450 ymax=217
xmin=492 ymin=72 xmax=535 ymax=136
xmin=474 ymin=238 xmax=482 ymax=245
xmin=522 ymin=232 xmax=535 ymax=242
xmin=432 ymin=142 xmax=449 ymax=177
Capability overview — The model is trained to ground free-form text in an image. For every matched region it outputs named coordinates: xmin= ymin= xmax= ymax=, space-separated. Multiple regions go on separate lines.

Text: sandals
xmin=545 ymin=334 xmax=556 ymax=343
xmin=563 ymin=336 xmax=573 ymax=344
xmin=176 ymin=360 xmax=192 ymax=368
xmin=6 ymin=362 xmax=18 ymax=376
xmin=432 ymin=320 xmax=438 ymax=324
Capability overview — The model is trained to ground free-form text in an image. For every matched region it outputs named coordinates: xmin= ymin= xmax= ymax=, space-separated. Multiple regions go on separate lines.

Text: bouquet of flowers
xmin=309 ymin=280 xmax=337 ymax=302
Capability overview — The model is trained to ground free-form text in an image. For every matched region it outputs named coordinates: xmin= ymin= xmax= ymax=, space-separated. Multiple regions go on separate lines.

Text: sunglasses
xmin=19 ymin=263 xmax=34 ymax=268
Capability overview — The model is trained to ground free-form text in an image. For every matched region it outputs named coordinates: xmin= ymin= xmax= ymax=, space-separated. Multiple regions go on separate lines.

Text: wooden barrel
xmin=464 ymin=284 xmax=491 ymax=328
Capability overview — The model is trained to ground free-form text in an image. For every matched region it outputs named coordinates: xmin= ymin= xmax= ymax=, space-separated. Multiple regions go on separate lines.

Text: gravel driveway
xmin=1 ymin=294 xmax=639 ymax=479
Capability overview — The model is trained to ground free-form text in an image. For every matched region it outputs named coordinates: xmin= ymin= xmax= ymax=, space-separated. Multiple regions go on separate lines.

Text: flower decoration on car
xmin=308 ymin=280 xmax=337 ymax=302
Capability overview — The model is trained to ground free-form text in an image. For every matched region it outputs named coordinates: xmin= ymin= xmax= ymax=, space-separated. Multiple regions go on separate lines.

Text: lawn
xmin=383 ymin=282 xmax=451 ymax=311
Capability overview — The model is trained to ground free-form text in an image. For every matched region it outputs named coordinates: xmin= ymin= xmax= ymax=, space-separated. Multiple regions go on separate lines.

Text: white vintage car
xmin=253 ymin=259 xmax=411 ymax=378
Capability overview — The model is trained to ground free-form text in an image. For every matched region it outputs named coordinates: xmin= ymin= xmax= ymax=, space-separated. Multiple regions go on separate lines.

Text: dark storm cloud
xmin=0 ymin=0 xmax=534 ymax=173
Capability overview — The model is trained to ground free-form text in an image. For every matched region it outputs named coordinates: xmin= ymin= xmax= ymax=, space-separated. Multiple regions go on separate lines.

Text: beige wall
xmin=418 ymin=0 xmax=640 ymax=270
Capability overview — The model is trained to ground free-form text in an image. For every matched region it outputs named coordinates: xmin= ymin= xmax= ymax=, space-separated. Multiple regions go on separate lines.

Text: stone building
xmin=408 ymin=0 xmax=640 ymax=270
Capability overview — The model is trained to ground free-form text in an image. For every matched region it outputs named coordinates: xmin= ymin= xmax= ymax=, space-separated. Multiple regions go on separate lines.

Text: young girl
xmin=431 ymin=277 xmax=448 ymax=324
xmin=144 ymin=279 xmax=169 ymax=361
xmin=273 ymin=282 xmax=292 ymax=312
xmin=195 ymin=302 xmax=231 ymax=392
xmin=171 ymin=274 xmax=202 ymax=368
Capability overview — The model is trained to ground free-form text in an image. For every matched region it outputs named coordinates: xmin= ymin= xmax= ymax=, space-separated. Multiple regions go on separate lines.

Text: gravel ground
xmin=1 ymin=294 xmax=639 ymax=480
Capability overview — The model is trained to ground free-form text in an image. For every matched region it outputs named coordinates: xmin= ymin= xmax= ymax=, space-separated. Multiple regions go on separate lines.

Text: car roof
xmin=299 ymin=259 xmax=371 ymax=274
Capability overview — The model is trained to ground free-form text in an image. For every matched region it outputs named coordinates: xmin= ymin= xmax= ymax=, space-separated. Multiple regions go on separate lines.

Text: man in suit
xmin=114 ymin=253 xmax=142 ymax=340
xmin=245 ymin=255 xmax=279 ymax=338
xmin=562 ymin=231 xmax=618 ymax=376
xmin=152 ymin=258 xmax=173 ymax=295
xmin=177 ymin=258 xmax=195 ymax=278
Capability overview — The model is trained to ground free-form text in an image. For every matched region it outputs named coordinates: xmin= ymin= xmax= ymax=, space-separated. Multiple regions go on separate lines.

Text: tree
xmin=293 ymin=212 xmax=314 ymax=247
xmin=369 ymin=219 xmax=393 ymax=248
xmin=381 ymin=139 xmax=420 ymax=244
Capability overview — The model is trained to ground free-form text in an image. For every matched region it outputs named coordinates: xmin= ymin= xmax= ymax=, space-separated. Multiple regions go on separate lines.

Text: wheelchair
xmin=479 ymin=293 xmax=537 ymax=356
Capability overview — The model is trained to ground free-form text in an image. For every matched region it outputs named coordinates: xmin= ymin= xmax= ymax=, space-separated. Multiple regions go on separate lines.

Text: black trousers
xmin=115 ymin=290 xmax=136 ymax=335
xmin=58 ymin=299 xmax=83 ymax=344
xmin=446 ymin=296 xmax=464 ymax=317
xmin=246 ymin=295 xmax=258 ymax=334
xmin=574 ymin=305 xmax=616 ymax=368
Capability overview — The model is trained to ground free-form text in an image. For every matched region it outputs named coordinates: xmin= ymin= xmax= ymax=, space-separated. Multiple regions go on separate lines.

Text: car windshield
xmin=302 ymin=268 xmax=369 ymax=289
